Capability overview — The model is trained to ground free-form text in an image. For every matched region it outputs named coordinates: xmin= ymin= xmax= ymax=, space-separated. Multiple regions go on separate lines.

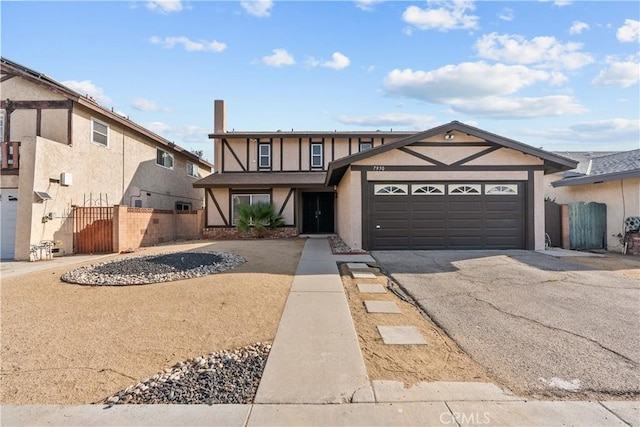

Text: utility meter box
xmin=60 ymin=172 xmax=73 ymax=186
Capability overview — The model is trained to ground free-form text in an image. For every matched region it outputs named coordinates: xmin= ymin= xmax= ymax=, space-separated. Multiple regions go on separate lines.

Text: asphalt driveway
xmin=372 ymin=250 xmax=640 ymax=399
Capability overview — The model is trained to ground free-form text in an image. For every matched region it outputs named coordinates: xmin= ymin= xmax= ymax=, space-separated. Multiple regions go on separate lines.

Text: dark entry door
xmin=302 ymin=193 xmax=335 ymax=234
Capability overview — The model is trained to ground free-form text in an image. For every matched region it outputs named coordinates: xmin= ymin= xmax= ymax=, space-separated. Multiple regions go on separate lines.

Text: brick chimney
xmin=214 ymin=100 xmax=226 ymax=133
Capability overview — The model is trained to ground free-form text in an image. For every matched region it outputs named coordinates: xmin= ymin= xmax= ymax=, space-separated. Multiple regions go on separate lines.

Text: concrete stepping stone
xmin=346 ymin=262 xmax=370 ymax=269
xmin=364 ymin=300 xmax=401 ymax=314
xmin=377 ymin=326 xmax=426 ymax=345
xmin=357 ymin=284 xmax=386 ymax=293
xmin=352 ymin=272 xmax=377 ymax=279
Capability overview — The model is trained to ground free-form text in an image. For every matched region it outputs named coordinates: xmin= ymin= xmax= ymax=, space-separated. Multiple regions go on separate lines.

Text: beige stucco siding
xmin=337 ymin=169 xmax=362 ymax=251
xmin=206 ymin=188 xmax=230 ymax=226
xmin=2 ymin=76 xmax=67 ymax=101
xmin=423 ymin=131 xmax=485 ymax=143
xmin=545 ymin=176 xmax=640 ymax=251
xmin=272 ymin=188 xmax=294 ymax=225
xmin=465 ymin=148 xmax=542 ymax=166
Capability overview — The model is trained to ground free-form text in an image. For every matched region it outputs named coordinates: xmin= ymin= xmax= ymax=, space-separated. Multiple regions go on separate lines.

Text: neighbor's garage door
xmin=0 ymin=189 xmax=18 ymax=259
xmin=369 ymin=182 xmax=524 ymax=250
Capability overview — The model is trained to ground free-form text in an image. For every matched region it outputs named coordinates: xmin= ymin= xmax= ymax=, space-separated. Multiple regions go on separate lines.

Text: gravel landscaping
xmin=61 ymin=251 xmax=246 ymax=285
xmin=106 ymin=342 xmax=270 ymax=405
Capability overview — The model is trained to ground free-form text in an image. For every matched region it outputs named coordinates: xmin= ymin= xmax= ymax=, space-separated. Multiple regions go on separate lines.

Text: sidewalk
xmin=2 ymin=237 xmax=638 ymax=426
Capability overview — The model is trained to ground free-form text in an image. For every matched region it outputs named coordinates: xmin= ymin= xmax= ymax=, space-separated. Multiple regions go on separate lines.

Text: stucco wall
xmin=3 ymin=75 xmax=210 ymax=259
xmin=206 ymin=188 xmax=230 ymax=226
xmin=272 ymin=187 xmax=295 ymax=225
xmin=336 ymin=169 xmax=362 ymax=251
xmin=545 ymin=175 xmax=640 ymax=252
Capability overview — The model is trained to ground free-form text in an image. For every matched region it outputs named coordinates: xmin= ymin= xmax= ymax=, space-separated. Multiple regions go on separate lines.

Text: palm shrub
xmin=236 ymin=202 xmax=285 ymax=238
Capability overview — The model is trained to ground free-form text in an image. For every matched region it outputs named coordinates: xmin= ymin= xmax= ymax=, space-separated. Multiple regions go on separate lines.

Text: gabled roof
xmin=1 ymin=57 xmax=212 ymax=169
xmin=325 ymin=121 xmax=578 ymax=186
xmin=551 ymin=149 xmax=640 ymax=187
xmin=193 ymin=172 xmax=326 ymax=188
xmin=209 ymin=130 xmax=415 ymax=139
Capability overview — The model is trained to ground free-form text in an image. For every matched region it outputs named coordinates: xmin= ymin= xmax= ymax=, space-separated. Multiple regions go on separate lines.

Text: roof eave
xmin=551 ymin=169 xmax=640 ymax=187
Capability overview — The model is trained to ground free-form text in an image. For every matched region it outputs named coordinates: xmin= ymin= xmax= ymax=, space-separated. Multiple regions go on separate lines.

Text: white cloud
xmin=145 ymin=121 xmax=172 ymax=134
xmin=336 ymin=113 xmax=435 ymax=129
xmin=240 ymin=0 xmax=273 ymax=17
xmin=145 ymin=122 xmax=208 ymax=145
xmin=384 ymin=62 xmax=565 ymax=102
xmin=322 ymin=52 xmax=351 ymax=70
xmin=617 ymin=19 xmax=640 ymax=43
xmin=498 ymin=8 xmax=514 ymax=22
xmin=383 ymin=62 xmax=585 ymax=119
xmin=131 ymin=98 xmax=170 ymax=112
xmin=554 ymin=1 xmax=571 ymax=6
xmin=145 ymin=0 xmax=183 ymax=14
xmin=261 ymin=49 xmax=295 ymax=67
xmin=62 ymin=80 xmax=112 ymax=105
xmin=592 ymin=60 xmax=640 ymax=88
xmin=474 ymin=33 xmax=594 ymax=70
xmin=402 ymin=0 xmax=479 ymax=32
xmin=447 ymin=95 xmax=587 ymax=118
xmin=355 ymin=0 xmax=384 ymax=11
xmin=150 ymin=36 xmax=227 ymax=52
xmin=569 ymin=21 xmax=589 ymax=35
xmin=523 ymin=118 xmax=639 ymax=146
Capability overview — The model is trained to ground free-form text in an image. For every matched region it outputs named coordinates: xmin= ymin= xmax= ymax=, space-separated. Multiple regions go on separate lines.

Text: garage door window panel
xmin=374 ymin=184 xmax=408 ymax=195
xmin=412 ymin=184 xmax=445 ymax=195
xmin=485 ymin=184 xmax=518 ymax=195
xmin=449 ymin=184 xmax=481 ymax=195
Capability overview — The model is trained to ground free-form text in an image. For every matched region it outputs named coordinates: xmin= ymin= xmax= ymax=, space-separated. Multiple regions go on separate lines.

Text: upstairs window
xmin=176 ymin=201 xmax=192 ymax=211
xmin=359 ymin=141 xmax=372 ymax=152
xmin=186 ymin=161 xmax=198 ymax=178
xmin=156 ymin=147 xmax=174 ymax=169
xmin=258 ymin=143 xmax=271 ymax=168
xmin=311 ymin=143 xmax=323 ymax=168
xmin=91 ymin=118 xmax=109 ymax=147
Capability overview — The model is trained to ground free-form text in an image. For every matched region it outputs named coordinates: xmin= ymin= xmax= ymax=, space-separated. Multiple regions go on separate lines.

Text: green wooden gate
xmin=569 ymin=202 xmax=607 ymax=250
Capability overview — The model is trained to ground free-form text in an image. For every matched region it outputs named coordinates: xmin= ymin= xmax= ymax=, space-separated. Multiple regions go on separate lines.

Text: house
xmin=194 ymin=100 xmax=577 ymax=251
xmin=545 ymin=150 xmax=640 ymax=252
xmin=0 ymin=58 xmax=213 ymax=260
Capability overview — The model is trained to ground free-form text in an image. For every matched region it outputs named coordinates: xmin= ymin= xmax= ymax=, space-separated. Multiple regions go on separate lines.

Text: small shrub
xmin=236 ymin=202 xmax=284 ymax=238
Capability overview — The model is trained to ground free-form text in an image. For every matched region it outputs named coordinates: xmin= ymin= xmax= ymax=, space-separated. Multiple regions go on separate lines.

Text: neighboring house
xmin=194 ymin=100 xmax=576 ymax=251
xmin=545 ymin=150 xmax=640 ymax=252
xmin=0 ymin=58 xmax=213 ymax=260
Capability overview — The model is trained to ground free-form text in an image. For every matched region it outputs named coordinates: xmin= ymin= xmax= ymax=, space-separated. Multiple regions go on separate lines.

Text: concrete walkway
xmin=254 ymin=237 xmax=372 ymax=404
xmin=3 ymin=237 xmax=639 ymax=426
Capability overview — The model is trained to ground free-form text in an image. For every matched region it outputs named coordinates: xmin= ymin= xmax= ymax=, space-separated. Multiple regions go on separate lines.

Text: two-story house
xmin=0 ymin=58 xmax=213 ymax=260
xmin=194 ymin=100 xmax=576 ymax=251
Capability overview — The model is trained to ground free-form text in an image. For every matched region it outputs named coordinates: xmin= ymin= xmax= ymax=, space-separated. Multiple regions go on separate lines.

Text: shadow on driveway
xmin=372 ymin=250 xmax=640 ymax=400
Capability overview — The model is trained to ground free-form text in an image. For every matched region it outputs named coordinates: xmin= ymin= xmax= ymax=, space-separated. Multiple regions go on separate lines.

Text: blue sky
xmin=2 ymin=0 xmax=639 ymax=163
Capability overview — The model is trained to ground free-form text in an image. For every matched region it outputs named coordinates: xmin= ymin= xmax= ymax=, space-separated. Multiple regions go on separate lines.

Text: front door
xmin=302 ymin=192 xmax=335 ymax=234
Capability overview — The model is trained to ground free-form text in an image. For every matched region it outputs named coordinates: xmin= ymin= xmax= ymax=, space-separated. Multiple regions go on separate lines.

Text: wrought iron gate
xmin=73 ymin=207 xmax=114 ymax=254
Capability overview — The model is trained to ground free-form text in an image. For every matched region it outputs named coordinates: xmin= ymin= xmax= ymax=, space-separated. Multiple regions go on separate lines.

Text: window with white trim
xmin=91 ymin=118 xmax=109 ymax=147
xmin=258 ymin=143 xmax=271 ymax=168
xmin=186 ymin=161 xmax=198 ymax=178
xmin=449 ymin=184 xmax=481 ymax=195
xmin=176 ymin=201 xmax=192 ymax=211
xmin=412 ymin=184 xmax=445 ymax=195
xmin=311 ymin=143 xmax=323 ymax=168
xmin=374 ymin=184 xmax=409 ymax=195
xmin=485 ymin=184 xmax=518 ymax=195
xmin=156 ymin=147 xmax=174 ymax=169
xmin=232 ymin=193 xmax=271 ymax=225
xmin=359 ymin=141 xmax=373 ymax=152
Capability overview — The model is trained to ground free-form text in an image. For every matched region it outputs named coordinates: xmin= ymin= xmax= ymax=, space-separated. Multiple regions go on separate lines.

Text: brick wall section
xmin=629 ymin=234 xmax=640 ymax=255
xmin=202 ymin=226 xmax=299 ymax=240
xmin=112 ymin=205 xmax=205 ymax=252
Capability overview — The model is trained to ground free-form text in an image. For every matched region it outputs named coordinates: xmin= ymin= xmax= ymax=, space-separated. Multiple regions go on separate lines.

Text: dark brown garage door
xmin=369 ymin=182 xmax=525 ymax=250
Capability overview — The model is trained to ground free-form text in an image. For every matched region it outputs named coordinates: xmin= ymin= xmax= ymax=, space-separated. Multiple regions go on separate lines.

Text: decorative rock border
xmin=105 ymin=342 xmax=271 ymax=405
xmin=61 ymin=251 xmax=246 ymax=286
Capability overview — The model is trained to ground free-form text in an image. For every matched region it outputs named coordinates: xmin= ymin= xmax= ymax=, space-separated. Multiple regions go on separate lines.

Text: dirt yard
xmin=0 ymin=239 xmax=305 ymax=405
xmin=565 ymin=252 xmax=640 ymax=280
xmin=339 ymin=264 xmax=493 ymax=387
